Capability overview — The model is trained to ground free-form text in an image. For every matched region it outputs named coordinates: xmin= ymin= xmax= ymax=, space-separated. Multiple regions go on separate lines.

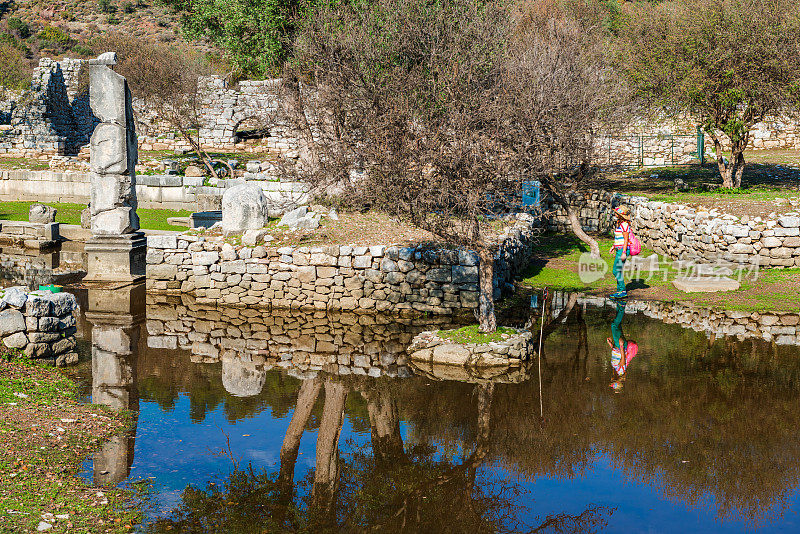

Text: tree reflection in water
xmin=144 ymin=377 xmax=614 ymax=533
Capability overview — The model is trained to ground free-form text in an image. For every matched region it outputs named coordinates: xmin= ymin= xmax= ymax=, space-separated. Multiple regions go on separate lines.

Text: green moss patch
xmin=436 ymin=325 xmax=519 ymax=344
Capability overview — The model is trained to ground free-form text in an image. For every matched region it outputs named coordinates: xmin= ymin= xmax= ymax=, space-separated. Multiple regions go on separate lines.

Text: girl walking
xmin=609 ymin=206 xmax=631 ymax=299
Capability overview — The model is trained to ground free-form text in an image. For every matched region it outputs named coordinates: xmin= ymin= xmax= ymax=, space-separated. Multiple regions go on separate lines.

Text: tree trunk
xmin=547 ymin=185 xmax=600 ymax=258
xmin=565 ymin=203 xmax=600 ymax=258
xmin=311 ymin=381 xmax=348 ymax=523
xmin=477 ymin=248 xmax=497 ymax=333
xmin=732 ymin=149 xmax=746 ymax=188
xmin=362 ymin=388 xmax=406 ymax=466
xmin=278 ymin=379 xmax=322 ymax=487
xmin=276 ymin=379 xmax=322 ymax=526
xmin=710 ymin=133 xmax=747 ymax=189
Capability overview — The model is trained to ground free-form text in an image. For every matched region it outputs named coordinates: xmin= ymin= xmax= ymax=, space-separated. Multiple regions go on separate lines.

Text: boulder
xmin=184 ymin=165 xmax=205 ymax=177
xmin=1 ymin=286 xmax=27 ymax=308
xmin=221 ymin=183 xmax=269 ymax=235
xmin=29 ymin=204 xmax=56 ymax=224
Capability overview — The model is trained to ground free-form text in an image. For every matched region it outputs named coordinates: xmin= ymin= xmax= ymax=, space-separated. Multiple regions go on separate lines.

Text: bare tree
xmin=283 ymin=0 xmax=612 ymax=330
xmin=99 ymin=34 xmax=230 ymax=179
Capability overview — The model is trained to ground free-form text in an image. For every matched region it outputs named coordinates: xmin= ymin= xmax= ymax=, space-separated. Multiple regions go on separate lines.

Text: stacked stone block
xmin=0 ymin=288 xmax=78 ymax=365
xmin=145 ymin=217 xmax=538 ymax=314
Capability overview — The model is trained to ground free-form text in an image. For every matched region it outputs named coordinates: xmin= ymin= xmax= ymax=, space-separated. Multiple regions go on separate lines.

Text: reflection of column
xmin=86 ymin=282 xmax=145 ymax=486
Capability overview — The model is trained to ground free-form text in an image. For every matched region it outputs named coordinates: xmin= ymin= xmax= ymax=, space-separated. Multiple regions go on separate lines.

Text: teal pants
xmin=611 ymin=301 xmax=626 ymax=349
xmin=613 ymin=248 xmax=626 ymax=292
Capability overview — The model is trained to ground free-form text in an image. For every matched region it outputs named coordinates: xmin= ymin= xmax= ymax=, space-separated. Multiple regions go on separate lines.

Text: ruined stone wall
xmin=0 ymin=287 xmax=78 ymax=365
xmin=144 ymin=216 xmax=539 ymax=314
xmin=0 ymin=58 xmax=95 ymax=156
xmin=544 ymin=190 xmax=800 ymax=267
xmin=2 ymin=57 xmax=798 ymax=160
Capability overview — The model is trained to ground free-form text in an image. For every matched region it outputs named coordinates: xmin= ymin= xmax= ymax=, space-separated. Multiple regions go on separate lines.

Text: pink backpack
xmin=628 ymin=232 xmax=641 ymax=256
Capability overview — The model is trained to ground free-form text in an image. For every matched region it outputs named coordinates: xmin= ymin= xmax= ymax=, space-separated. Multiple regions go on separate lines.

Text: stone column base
xmin=84 ymin=232 xmax=146 ymax=283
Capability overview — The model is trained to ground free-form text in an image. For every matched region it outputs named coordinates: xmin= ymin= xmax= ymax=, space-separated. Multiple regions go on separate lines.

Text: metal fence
xmin=598 ymin=128 xmax=709 ymax=168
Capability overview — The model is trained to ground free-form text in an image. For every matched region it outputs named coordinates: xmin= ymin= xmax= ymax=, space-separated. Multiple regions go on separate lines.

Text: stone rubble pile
xmin=0 ymin=287 xmax=78 ymax=365
xmin=146 ymin=215 xmax=538 ymax=314
xmin=407 ymin=329 xmax=532 ymax=367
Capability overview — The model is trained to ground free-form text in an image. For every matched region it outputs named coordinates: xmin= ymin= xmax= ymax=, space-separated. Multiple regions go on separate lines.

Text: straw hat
xmin=614 ymin=206 xmax=631 ymax=220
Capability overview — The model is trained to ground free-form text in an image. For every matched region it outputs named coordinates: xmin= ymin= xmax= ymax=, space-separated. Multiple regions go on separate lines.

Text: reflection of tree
xmin=146 ymin=378 xmax=613 ymax=533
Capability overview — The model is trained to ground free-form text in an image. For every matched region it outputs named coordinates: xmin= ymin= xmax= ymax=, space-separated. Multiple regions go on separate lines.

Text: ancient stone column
xmin=84 ymin=52 xmax=146 ymax=282
xmin=86 ymin=282 xmax=145 ymax=485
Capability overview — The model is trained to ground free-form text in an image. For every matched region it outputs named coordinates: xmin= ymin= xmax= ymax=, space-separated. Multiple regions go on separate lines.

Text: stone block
xmin=672 ymin=276 xmax=740 ymax=292
xmin=426 ymin=268 xmax=451 ymax=283
xmin=147 ymin=263 xmax=178 ymax=280
xmin=2 ymin=331 xmax=27 ymax=349
xmin=221 ymin=183 xmax=269 ymax=234
xmin=24 ymin=295 xmax=52 ymax=317
xmin=452 ymin=265 xmax=478 ymax=284
xmin=353 ymin=255 xmax=371 ymax=269
xmin=192 ymin=251 xmax=220 ymax=266
xmin=92 ymin=206 xmax=139 ymax=235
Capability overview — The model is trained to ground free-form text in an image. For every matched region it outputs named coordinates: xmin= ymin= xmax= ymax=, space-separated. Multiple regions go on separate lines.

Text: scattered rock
xmin=184 ymin=165 xmax=204 ymax=177
xmin=29 ymin=204 xmax=56 ymax=224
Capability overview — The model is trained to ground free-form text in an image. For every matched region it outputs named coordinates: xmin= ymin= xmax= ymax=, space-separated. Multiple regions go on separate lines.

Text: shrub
xmin=98 ymin=0 xmax=117 ymax=14
xmin=37 ymin=26 xmax=71 ymax=44
xmin=106 ymin=14 xmax=121 ymax=24
xmin=6 ymin=17 xmax=31 ymax=39
xmin=0 ymin=42 xmax=31 ymax=91
xmin=122 ymin=1 xmax=135 ymax=13
xmin=70 ymin=43 xmax=94 ymax=56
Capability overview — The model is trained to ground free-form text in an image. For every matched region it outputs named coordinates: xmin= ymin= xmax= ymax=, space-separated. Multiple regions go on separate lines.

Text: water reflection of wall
xmin=570 ymin=293 xmax=800 ymax=346
xmin=0 ymin=243 xmax=85 ymax=289
xmin=145 ymin=294 xmax=465 ymax=386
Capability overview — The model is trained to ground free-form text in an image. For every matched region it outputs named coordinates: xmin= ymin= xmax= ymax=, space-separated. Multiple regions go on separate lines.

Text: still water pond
xmin=64 ymin=287 xmax=800 ymax=533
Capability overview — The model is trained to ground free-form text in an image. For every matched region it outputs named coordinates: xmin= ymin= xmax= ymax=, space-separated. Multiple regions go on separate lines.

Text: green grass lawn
xmin=520 ymin=234 xmax=673 ymax=293
xmin=0 ymin=201 xmax=190 ymax=231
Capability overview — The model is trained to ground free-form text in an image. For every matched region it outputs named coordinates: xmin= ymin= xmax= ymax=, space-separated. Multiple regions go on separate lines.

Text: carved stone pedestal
xmin=84 ymin=232 xmax=146 ymax=283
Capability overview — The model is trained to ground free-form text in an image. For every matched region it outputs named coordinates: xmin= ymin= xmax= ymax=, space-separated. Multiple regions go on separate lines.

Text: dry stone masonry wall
xmin=545 ymin=190 xmax=800 ymax=267
xmin=145 ymin=216 xmax=538 ymax=314
xmin=0 ymin=287 xmax=78 ymax=365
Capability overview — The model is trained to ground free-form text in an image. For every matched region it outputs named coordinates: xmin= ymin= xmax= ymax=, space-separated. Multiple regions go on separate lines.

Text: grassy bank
xmin=522 ymin=234 xmax=800 ymax=313
xmin=0 ymin=356 xmax=145 ymax=533
xmin=0 ymin=201 xmax=190 ymax=232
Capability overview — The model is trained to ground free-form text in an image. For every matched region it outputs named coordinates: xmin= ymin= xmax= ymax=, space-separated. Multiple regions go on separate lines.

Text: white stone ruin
xmin=84 ymin=52 xmax=146 ymax=282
